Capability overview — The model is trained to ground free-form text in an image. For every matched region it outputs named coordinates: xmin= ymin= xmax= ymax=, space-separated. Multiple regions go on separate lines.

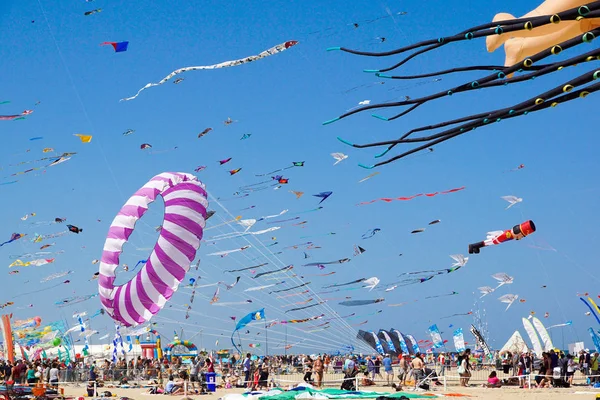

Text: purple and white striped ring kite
xmin=98 ymin=172 xmax=207 ymax=326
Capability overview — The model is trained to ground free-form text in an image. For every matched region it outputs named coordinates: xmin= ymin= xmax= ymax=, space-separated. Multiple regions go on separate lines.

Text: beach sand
xmin=59 ymin=383 xmax=600 ymax=400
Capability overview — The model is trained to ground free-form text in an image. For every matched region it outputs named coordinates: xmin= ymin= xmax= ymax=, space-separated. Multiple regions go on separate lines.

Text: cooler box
xmin=205 ymin=372 xmax=216 ymax=392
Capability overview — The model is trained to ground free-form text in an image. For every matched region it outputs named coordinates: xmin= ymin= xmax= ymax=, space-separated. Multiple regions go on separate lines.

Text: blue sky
xmin=1 ymin=0 xmax=599 ymax=355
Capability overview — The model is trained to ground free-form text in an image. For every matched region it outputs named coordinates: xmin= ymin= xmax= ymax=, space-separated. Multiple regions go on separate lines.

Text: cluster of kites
xmin=2 ymin=0 xmax=595 ymax=358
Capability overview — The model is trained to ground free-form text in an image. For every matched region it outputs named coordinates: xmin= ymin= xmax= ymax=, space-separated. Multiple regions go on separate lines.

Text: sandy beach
xmin=57 ymin=382 xmax=600 ymax=400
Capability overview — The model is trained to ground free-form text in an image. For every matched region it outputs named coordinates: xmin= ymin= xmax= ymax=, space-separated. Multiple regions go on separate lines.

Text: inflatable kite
xmin=98 ymin=172 xmax=208 ymax=326
xmin=121 ymin=40 xmax=298 ymax=101
xmin=468 ymin=220 xmax=536 ymax=254
xmin=324 ymin=0 xmax=600 ymax=167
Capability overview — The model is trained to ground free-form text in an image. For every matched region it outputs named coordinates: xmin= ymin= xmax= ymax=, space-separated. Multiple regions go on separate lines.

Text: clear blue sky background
xmin=1 ymin=0 xmax=599 ymax=355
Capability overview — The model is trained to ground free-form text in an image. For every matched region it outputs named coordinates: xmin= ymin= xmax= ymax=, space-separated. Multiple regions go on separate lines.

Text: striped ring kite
xmin=98 ymin=172 xmax=207 ymax=326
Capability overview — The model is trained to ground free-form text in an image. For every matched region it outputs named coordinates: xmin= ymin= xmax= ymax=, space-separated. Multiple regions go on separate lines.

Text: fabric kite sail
xmin=469 ymin=324 xmax=491 ymax=356
xmin=453 ymin=328 xmax=466 ymax=352
xmin=531 ymin=316 xmax=554 ymax=352
xmin=390 ymin=329 xmax=411 ymax=354
xmin=522 ymin=317 xmax=544 ymax=357
xmin=121 ymin=40 xmax=298 ymax=101
xmin=356 ymin=330 xmax=385 ymax=354
xmin=405 ymin=334 xmax=420 ymax=354
xmin=428 ymin=324 xmax=444 ymax=349
xmin=377 ymin=330 xmax=397 ymax=355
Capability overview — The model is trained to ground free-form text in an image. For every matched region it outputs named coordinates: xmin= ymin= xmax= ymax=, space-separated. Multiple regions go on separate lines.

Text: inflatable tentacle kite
xmin=327 ymin=3 xmax=600 ymax=69
xmin=327 ymin=28 xmax=600 ymax=124
xmin=325 ymin=1 xmax=600 ymax=167
xmin=341 ymin=71 xmax=600 ymax=168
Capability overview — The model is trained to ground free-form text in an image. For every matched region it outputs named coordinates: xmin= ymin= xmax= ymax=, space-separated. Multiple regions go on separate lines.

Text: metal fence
xmin=45 ymin=364 xmax=595 ymax=389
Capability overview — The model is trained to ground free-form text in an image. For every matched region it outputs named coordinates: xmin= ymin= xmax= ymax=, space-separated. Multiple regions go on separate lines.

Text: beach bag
xmin=457 ymin=364 xmax=465 ymax=374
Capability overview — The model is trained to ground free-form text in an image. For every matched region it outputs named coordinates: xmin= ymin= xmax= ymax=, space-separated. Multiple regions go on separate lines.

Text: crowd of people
xmin=2 ymin=348 xmax=600 ymax=392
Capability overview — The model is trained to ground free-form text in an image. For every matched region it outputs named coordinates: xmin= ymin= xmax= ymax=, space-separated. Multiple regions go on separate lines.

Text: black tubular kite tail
xmin=370 ymin=79 xmax=600 ymax=168
xmin=336 ymin=48 xmax=600 ymax=158
xmin=381 ymin=44 xmax=600 ymax=121
xmin=379 ymin=64 xmax=549 ymax=80
xmin=326 ymin=2 xmax=600 ymax=59
xmin=325 ymin=28 xmax=600 ymax=123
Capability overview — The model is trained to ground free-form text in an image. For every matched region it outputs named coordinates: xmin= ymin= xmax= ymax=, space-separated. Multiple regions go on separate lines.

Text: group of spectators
xmin=0 ymin=359 xmax=61 ymax=388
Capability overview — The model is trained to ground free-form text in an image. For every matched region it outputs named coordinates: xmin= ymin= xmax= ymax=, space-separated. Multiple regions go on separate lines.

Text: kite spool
xmin=98 ymin=172 xmax=207 ymax=326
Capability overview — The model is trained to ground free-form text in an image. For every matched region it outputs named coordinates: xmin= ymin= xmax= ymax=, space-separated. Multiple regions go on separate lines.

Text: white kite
xmin=492 ymin=272 xmax=514 ymax=289
xmin=121 ymin=40 xmax=299 ymax=101
xmin=363 ymin=277 xmax=380 ymax=291
xmin=450 ymin=254 xmax=469 ymax=268
xmin=478 ymin=286 xmax=495 ymax=298
xmin=331 ymin=152 xmax=348 ymax=165
xmin=207 ymin=245 xmax=251 ymax=256
xmin=501 ymin=195 xmax=523 ymax=209
xmin=498 ymin=294 xmax=519 ymax=311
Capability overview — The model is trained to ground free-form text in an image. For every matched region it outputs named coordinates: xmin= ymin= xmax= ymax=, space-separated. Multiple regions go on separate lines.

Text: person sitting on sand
xmin=484 ymin=371 xmax=502 ymax=388
xmin=164 ymin=375 xmax=184 ymax=395
xmin=361 ymin=371 xmax=375 ymax=386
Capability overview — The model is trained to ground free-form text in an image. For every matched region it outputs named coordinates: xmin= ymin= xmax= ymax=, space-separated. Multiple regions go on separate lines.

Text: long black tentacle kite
xmin=323 ymin=2 xmax=600 ymax=167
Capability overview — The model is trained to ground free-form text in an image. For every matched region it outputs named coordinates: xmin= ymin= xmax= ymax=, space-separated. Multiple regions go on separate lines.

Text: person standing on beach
xmin=382 ymin=354 xmax=393 ymax=386
xmin=314 ymin=355 xmax=324 ymax=388
xmin=411 ymin=353 xmax=425 ymax=388
xmin=243 ymin=353 xmax=252 ymax=388
xmin=591 ymin=352 xmax=599 ymax=384
xmin=437 ymin=353 xmax=446 ymax=376
xmin=458 ymin=349 xmax=471 ymax=387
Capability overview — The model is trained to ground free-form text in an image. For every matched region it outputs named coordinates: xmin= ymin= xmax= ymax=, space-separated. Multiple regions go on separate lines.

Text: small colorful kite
xmin=84 ymin=8 xmax=101 ymax=15
xmin=359 ymin=172 xmax=380 ymax=183
xmin=67 ymin=224 xmax=83 ymax=233
xmin=219 ymin=157 xmax=232 ymax=165
xmin=122 ymin=129 xmax=135 ymax=136
xmin=140 ymin=143 xmax=152 ymax=149
xmin=198 ymin=128 xmax=212 ymax=138
xmin=240 ymin=133 xmax=252 ymax=140
xmin=121 ymin=41 xmax=298 ymax=101
xmin=290 ymin=191 xmax=304 ymax=199
xmin=1 ymin=110 xmax=33 ymax=121
xmin=255 ymin=161 xmax=304 ymax=176
xmin=314 ymin=191 xmax=332 ymax=204
xmin=100 ymin=41 xmax=129 ymax=52
xmin=229 ymin=168 xmax=242 ymax=175
xmin=1 ymin=233 xmax=26 ymax=247
xmin=74 ymin=134 xmax=92 ymax=143
xmin=362 ymin=228 xmax=380 ymax=239
xmin=358 ymin=186 xmax=466 ymax=205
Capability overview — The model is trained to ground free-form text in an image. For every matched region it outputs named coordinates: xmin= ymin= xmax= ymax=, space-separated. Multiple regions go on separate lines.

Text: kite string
xmin=207 ymin=192 xmax=370 ymax=351
xmin=188 ymin=211 xmax=356 ymax=346
xmin=200 ymin=218 xmax=359 ymax=348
